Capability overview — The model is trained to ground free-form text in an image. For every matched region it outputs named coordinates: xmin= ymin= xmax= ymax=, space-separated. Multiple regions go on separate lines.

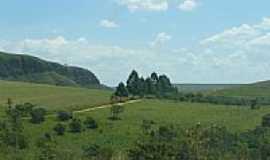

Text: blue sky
xmin=1 ymin=0 xmax=270 ymax=85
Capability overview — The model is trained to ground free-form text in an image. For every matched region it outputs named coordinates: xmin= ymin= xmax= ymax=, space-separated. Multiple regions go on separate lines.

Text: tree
xmin=150 ymin=72 xmax=159 ymax=85
xmin=114 ymin=82 xmax=129 ymax=98
xmin=84 ymin=117 xmax=98 ymax=129
xmin=69 ymin=118 xmax=82 ymax=133
xmin=53 ymin=123 xmax=66 ymax=136
xmin=57 ymin=111 xmax=73 ymax=121
xmin=30 ymin=108 xmax=46 ymax=124
xmin=109 ymin=105 xmax=124 ymax=120
xmin=127 ymin=70 xmax=140 ymax=96
xmin=138 ymin=77 xmax=146 ymax=97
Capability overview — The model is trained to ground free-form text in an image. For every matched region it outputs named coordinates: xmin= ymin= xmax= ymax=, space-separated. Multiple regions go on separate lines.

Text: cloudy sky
xmin=1 ymin=0 xmax=270 ymax=86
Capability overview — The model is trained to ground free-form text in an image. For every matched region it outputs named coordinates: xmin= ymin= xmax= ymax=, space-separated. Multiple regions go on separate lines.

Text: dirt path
xmin=74 ymin=99 xmax=141 ymax=114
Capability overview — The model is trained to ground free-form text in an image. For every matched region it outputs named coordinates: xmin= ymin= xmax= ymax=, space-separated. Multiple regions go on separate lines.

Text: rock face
xmin=0 ymin=51 xmax=101 ymax=88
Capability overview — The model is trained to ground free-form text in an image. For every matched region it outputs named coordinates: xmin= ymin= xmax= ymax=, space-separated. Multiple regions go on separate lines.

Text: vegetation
xmin=114 ymin=70 xmax=177 ymax=99
xmin=57 ymin=111 xmax=73 ymax=121
xmin=30 ymin=108 xmax=46 ymax=124
xmin=0 ymin=80 xmax=112 ymax=112
xmin=0 ymin=51 xmax=101 ymax=88
xmin=0 ymin=99 xmax=270 ymax=159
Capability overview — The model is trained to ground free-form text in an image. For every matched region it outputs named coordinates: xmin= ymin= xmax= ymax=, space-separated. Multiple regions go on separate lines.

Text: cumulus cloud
xmin=1 ymin=17 xmax=270 ymax=85
xmin=150 ymin=32 xmax=172 ymax=47
xmin=117 ymin=0 xmax=168 ymax=12
xmin=99 ymin=19 xmax=119 ymax=28
xmin=178 ymin=0 xmax=198 ymax=11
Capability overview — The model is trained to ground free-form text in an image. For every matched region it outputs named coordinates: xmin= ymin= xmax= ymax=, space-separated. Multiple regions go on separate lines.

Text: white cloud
xmin=150 ymin=32 xmax=172 ymax=47
xmin=2 ymin=17 xmax=270 ymax=85
xmin=117 ymin=0 xmax=168 ymax=12
xmin=99 ymin=19 xmax=119 ymax=28
xmin=178 ymin=0 xmax=198 ymax=11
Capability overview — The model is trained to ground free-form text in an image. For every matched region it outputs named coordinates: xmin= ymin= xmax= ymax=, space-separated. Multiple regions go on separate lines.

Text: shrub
xmin=30 ymin=108 xmax=46 ymax=124
xmin=69 ymin=118 xmax=82 ymax=133
xmin=57 ymin=111 xmax=72 ymax=121
xmin=53 ymin=123 xmax=66 ymax=136
xmin=84 ymin=117 xmax=98 ymax=129
xmin=109 ymin=105 xmax=124 ymax=120
xmin=262 ymin=114 xmax=270 ymax=127
xmin=82 ymin=144 xmax=113 ymax=160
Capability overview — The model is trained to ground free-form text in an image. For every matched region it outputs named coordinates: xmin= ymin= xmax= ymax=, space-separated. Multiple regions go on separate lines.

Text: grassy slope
xmin=211 ymin=84 xmax=270 ymax=97
xmin=0 ymin=80 xmax=112 ymax=112
xmin=176 ymin=84 xmax=243 ymax=93
xmin=13 ymin=100 xmax=270 ymax=159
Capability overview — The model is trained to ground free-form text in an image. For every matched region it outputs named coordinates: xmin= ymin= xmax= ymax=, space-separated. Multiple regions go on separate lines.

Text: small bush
xmin=109 ymin=105 xmax=124 ymax=120
xmin=30 ymin=108 xmax=46 ymax=124
xmin=69 ymin=118 xmax=82 ymax=133
xmin=262 ymin=114 xmax=270 ymax=127
xmin=84 ymin=117 xmax=98 ymax=129
xmin=82 ymin=144 xmax=113 ymax=160
xmin=53 ymin=123 xmax=66 ymax=136
xmin=57 ymin=111 xmax=72 ymax=121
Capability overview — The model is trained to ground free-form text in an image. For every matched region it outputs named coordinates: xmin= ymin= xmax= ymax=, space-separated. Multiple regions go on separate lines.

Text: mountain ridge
xmin=0 ymin=51 xmax=103 ymax=88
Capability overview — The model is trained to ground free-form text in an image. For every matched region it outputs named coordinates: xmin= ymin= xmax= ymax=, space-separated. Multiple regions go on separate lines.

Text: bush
xmin=53 ymin=123 xmax=66 ymax=136
xmin=109 ymin=105 xmax=124 ymax=120
xmin=57 ymin=111 xmax=72 ymax=121
xmin=30 ymin=108 xmax=46 ymax=124
xmin=82 ymin=144 xmax=113 ymax=160
xmin=69 ymin=118 xmax=82 ymax=133
xmin=262 ymin=114 xmax=270 ymax=127
xmin=84 ymin=117 xmax=98 ymax=129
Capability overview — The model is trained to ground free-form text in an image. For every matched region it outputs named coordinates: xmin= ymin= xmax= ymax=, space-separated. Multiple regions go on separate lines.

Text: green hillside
xmin=2 ymin=99 xmax=270 ymax=159
xmin=175 ymin=84 xmax=243 ymax=93
xmin=0 ymin=80 xmax=112 ymax=112
xmin=211 ymin=80 xmax=270 ymax=97
xmin=0 ymin=51 xmax=102 ymax=88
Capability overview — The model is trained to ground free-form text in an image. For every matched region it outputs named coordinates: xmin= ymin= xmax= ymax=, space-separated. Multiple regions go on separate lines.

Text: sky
xmin=1 ymin=0 xmax=270 ymax=86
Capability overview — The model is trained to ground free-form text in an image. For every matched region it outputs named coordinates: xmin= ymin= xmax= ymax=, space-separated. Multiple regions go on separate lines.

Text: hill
xmin=0 ymin=51 xmax=102 ymax=88
xmin=211 ymin=80 xmax=270 ymax=97
xmin=0 ymin=80 xmax=112 ymax=112
xmin=175 ymin=84 xmax=243 ymax=93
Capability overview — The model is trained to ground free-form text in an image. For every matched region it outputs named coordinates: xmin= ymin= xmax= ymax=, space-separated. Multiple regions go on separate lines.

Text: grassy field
xmin=211 ymin=85 xmax=270 ymax=97
xmin=176 ymin=84 xmax=243 ymax=93
xmin=0 ymin=80 xmax=112 ymax=112
xmin=7 ymin=99 xmax=270 ymax=159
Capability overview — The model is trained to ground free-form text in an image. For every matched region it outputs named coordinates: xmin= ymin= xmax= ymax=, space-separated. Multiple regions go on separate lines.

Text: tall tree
xmin=114 ymin=82 xmax=129 ymax=97
xmin=138 ymin=77 xmax=146 ymax=97
xmin=127 ymin=70 xmax=140 ymax=96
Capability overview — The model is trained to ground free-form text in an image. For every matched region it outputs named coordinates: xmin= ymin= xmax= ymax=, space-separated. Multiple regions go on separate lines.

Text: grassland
xmin=176 ymin=84 xmax=243 ymax=93
xmin=0 ymin=80 xmax=112 ymax=112
xmin=211 ymin=84 xmax=270 ymax=97
xmin=8 ymin=99 xmax=270 ymax=159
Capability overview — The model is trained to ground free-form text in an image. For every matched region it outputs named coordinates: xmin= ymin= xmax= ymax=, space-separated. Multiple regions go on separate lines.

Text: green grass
xmin=0 ymin=80 xmax=112 ymax=112
xmin=211 ymin=85 xmax=270 ymax=97
xmin=8 ymin=99 xmax=270 ymax=159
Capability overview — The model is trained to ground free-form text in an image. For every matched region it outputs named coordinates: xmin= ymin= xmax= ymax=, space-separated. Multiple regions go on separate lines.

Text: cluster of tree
xmin=113 ymin=70 xmax=178 ymax=99
xmin=128 ymin=114 xmax=270 ymax=160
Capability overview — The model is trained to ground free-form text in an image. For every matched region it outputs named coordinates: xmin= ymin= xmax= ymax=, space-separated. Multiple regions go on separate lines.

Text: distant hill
xmin=210 ymin=80 xmax=270 ymax=97
xmin=0 ymin=51 xmax=103 ymax=88
xmin=175 ymin=84 xmax=243 ymax=93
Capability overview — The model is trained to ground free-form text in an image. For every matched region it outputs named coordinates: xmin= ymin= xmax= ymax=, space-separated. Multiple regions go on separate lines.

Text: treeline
xmin=113 ymin=70 xmax=178 ymax=100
